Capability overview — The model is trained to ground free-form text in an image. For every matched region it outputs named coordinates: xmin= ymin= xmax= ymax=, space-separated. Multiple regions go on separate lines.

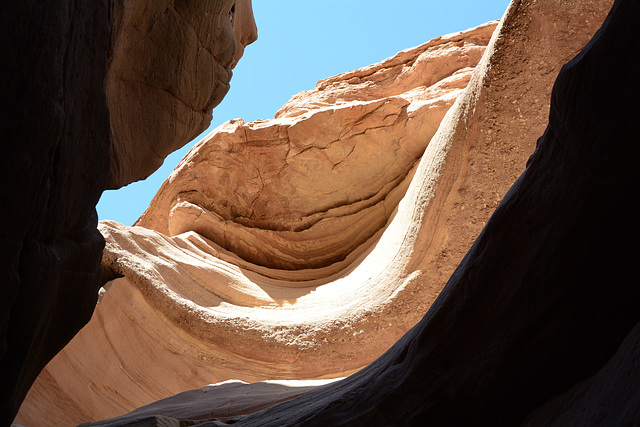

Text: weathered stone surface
xmin=18 ymin=0 xmax=616 ymax=424
xmin=16 ymin=22 xmax=495 ymax=425
xmin=227 ymin=0 xmax=639 ymax=424
xmin=2 ymin=1 xmax=255 ymax=425
xmin=134 ymin=21 xmax=496 ymax=272
xmin=106 ymin=0 xmax=258 ymax=189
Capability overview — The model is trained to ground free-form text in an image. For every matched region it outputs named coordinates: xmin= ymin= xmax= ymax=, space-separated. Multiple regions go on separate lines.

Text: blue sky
xmin=97 ymin=0 xmax=510 ymax=225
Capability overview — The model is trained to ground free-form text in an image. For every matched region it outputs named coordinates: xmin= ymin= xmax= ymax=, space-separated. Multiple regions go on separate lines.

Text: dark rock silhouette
xmin=0 ymin=2 xmax=111 ymax=424
xmin=0 ymin=1 xmax=255 ymax=424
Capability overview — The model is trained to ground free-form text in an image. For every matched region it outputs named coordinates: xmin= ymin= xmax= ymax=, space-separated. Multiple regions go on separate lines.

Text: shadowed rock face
xmin=0 ymin=2 xmax=111 ymax=424
xmin=17 ymin=0 xmax=618 ymax=425
xmin=1 ymin=1 xmax=255 ymax=425
xmin=106 ymin=0 xmax=258 ymax=189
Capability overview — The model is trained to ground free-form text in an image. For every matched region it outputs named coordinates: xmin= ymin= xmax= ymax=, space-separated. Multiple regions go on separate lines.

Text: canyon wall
xmin=233 ymin=0 xmax=640 ymax=424
xmin=1 ymin=1 xmax=255 ymax=424
xmin=0 ymin=3 xmax=111 ymax=424
xmin=18 ymin=0 xmax=621 ymax=424
xmin=18 ymin=22 xmax=496 ymax=425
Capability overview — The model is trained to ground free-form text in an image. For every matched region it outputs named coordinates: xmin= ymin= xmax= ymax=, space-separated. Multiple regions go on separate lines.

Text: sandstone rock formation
xmin=135 ymin=21 xmax=496 ymax=273
xmin=1 ymin=1 xmax=255 ymax=425
xmin=88 ymin=0 xmax=640 ymax=424
xmin=229 ymin=0 xmax=640 ymax=423
xmin=16 ymin=22 xmax=495 ymax=425
xmin=106 ymin=0 xmax=258 ymax=189
xmin=17 ymin=0 xmax=617 ymax=424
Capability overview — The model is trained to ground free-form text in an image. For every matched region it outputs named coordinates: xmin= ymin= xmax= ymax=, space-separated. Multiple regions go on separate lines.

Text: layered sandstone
xmin=19 ymin=0 xmax=618 ymax=422
xmin=18 ymin=22 xmax=498 ymax=425
xmin=134 ymin=22 xmax=495 ymax=273
xmin=233 ymin=0 xmax=640 ymax=424
xmin=87 ymin=0 xmax=640 ymax=425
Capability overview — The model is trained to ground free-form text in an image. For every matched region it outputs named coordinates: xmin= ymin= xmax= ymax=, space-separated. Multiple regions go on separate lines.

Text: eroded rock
xmin=234 ymin=0 xmax=639 ymax=424
xmin=17 ymin=0 xmax=615 ymax=423
xmin=18 ymin=21 xmax=498 ymax=425
xmin=134 ymin=22 xmax=496 ymax=272
xmin=106 ymin=0 xmax=258 ymax=189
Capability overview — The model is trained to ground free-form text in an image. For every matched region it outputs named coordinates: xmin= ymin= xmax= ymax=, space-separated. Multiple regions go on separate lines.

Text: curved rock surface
xmin=106 ymin=0 xmax=258 ymax=189
xmin=229 ymin=0 xmax=640 ymax=424
xmin=17 ymin=0 xmax=614 ymax=425
xmin=134 ymin=21 xmax=496 ymax=272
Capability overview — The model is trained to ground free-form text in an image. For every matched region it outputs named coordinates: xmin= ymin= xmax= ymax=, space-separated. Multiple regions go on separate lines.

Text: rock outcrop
xmin=18 ymin=0 xmax=617 ymax=424
xmin=230 ymin=0 xmax=640 ymax=423
xmin=1 ymin=1 xmax=255 ymax=425
xmin=135 ymin=21 xmax=496 ymax=273
xmin=106 ymin=0 xmax=258 ymax=189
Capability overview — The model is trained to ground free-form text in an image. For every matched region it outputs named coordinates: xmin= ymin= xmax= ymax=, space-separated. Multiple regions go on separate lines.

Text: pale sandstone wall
xmin=18 ymin=21 xmax=497 ymax=425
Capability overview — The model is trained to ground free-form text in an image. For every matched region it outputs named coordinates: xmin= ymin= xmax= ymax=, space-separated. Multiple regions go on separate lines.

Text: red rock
xmin=135 ymin=21 xmax=496 ymax=272
xmin=232 ymin=0 xmax=640 ymax=424
xmin=18 ymin=0 xmax=614 ymax=423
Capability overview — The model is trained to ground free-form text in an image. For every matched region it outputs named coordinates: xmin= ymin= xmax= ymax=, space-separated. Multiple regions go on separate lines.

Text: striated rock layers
xmin=134 ymin=21 xmax=497 ymax=273
xmin=18 ymin=0 xmax=616 ymax=423
xmin=88 ymin=0 xmax=640 ymax=425
xmin=17 ymin=21 xmax=493 ymax=425
xmin=18 ymin=21 xmax=496 ymax=425
xmin=230 ymin=0 xmax=640 ymax=424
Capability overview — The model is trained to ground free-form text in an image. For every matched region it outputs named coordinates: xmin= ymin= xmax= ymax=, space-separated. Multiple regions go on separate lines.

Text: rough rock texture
xmin=135 ymin=21 xmax=496 ymax=272
xmin=0 ymin=2 xmax=111 ymax=424
xmin=224 ymin=0 xmax=639 ymax=423
xmin=106 ymin=0 xmax=258 ymax=189
xmin=18 ymin=0 xmax=616 ymax=424
xmin=82 ymin=379 xmax=340 ymax=427
xmin=16 ymin=23 xmax=495 ymax=425
xmin=1 ymin=1 xmax=255 ymax=425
